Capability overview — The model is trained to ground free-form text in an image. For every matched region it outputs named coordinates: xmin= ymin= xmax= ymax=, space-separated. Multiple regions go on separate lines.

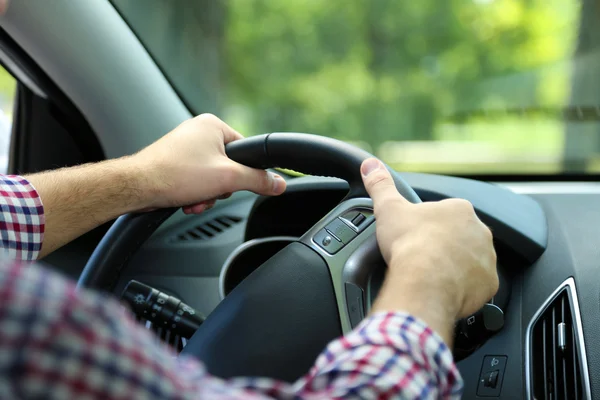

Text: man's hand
xmin=132 ymin=114 xmax=285 ymax=214
xmin=361 ymin=158 xmax=498 ymax=346
xmin=27 ymin=114 xmax=286 ymax=257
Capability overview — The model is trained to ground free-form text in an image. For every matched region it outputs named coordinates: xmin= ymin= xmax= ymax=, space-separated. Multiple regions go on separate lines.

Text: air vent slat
xmin=172 ymin=215 xmax=243 ymax=243
xmin=560 ymin=296 xmax=568 ymax=400
xmin=530 ymin=284 xmax=587 ymax=400
xmin=216 ymin=218 xmax=231 ymax=228
xmin=196 ymin=227 xmax=214 ymax=237
xmin=542 ymin=320 xmax=549 ymax=399
xmin=572 ymin=326 xmax=579 ymax=400
xmin=552 ymin=306 xmax=558 ymax=399
xmin=205 ymin=222 xmax=223 ymax=233
xmin=562 ymin=356 xmax=569 ymax=400
xmin=187 ymin=230 xmax=205 ymax=240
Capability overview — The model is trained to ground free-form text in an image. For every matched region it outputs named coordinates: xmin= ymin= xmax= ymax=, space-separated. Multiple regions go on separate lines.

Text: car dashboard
xmin=118 ymin=172 xmax=600 ymax=399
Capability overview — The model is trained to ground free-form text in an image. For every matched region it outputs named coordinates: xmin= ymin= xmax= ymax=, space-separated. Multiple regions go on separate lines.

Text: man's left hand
xmin=131 ymin=113 xmax=286 ymax=214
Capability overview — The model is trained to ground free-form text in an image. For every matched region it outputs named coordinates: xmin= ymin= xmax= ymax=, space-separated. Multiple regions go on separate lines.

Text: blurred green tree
xmin=223 ymin=0 xmax=576 ymax=154
xmin=112 ymin=0 xmax=581 ymax=173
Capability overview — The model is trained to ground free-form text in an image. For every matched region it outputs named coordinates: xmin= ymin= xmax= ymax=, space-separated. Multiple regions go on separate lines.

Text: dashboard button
xmin=483 ymin=370 xmax=499 ymax=388
xmin=477 ymin=356 xmax=507 ymax=397
xmin=314 ymin=228 xmax=343 ymax=254
xmin=325 ymin=218 xmax=358 ymax=244
xmin=461 ymin=303 xmax=504 ymax=342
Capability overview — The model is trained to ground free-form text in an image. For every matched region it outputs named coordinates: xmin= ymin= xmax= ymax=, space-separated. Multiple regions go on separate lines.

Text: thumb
xmin=233 ymin=164 xmax=287 ymax=196
xmin=361 ymin=158 xmax=407 ymax=210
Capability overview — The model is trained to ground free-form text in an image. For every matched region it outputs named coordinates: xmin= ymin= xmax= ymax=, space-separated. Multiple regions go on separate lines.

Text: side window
xmin=0 ymin=65 xmax=15 ymax=174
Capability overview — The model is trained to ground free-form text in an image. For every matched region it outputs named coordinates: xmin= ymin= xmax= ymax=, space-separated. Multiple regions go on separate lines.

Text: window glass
xmin=0 ymin=66 xmax=15 ymax=174
xmin=112 ymin=0 xmax=597 ymax=176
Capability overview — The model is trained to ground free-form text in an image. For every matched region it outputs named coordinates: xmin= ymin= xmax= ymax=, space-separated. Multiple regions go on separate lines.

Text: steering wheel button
xmin=325 ymin=218 xmax=358 ymax=244
xmin=351 ymin=213 xmax=367 ymax=227
xmin=314 ymin=229 xmax=344 ymax=254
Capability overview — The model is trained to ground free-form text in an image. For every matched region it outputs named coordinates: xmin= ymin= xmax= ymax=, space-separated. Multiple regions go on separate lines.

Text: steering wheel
xmin=78 ymin=133 xmax=421 ymax=382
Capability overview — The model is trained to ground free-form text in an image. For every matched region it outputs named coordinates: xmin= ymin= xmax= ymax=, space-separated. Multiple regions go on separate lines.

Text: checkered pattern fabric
xmin=0 ymin=175 xmax=44 ymax=260
xmin=0 ymin=175 xmax=463 ymax=399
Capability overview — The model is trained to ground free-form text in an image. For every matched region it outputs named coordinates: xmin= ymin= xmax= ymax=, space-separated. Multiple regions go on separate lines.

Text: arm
xmin=1 ymin=157 xmax=497 ymax=399
xmin=17 ymin=114 xmax=286 ymax=258
xmin=24 ymin=158 xmax=150 ymax=258
xmin=0 ymin=260 xmax=460 ymax=399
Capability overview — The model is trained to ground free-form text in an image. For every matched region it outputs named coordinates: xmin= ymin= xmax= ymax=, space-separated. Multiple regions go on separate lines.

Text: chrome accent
xmin=524 ymin=277 xmax=591 ymax=399
xmin=300 ymin=198 xmax=376 ymax=334
xmin=218 ymin=236 xmax=299 ymax=299
xmin=558 ymin=322 xmax=567 ymax=352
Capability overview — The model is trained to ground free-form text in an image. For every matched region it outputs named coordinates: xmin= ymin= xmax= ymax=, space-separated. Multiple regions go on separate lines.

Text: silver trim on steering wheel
xmin=299 ymin=197 xmax=378 ymax=334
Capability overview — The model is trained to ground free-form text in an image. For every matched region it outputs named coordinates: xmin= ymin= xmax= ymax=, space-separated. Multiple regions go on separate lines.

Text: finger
xmin=231 ymin=165 xmax=286 ymax=196
xmin=182 ymin=193 xmax=229 ymax=214
xmin=183 ymin=204 xmax=206 ymax=214
xmin=203 ymin=199 xmax=217 ymax=209
xmin=220 ymin=121 xmax=245 ymax=144
xmin=195 ymin=113 xmax=245 ymax=144
xmin=0 ymin=0 xmax=9 ymax=16
xmin=184 ymin=200 xmax=216 ymax=215
xmin=360 ymin=158 xmax=408 ymax=211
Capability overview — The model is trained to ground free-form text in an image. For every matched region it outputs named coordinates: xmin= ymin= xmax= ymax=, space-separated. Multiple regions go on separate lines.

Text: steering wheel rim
xmin=77 ymin=132 xmax=420 ymax=292
xmin=77 ymin=132 xmax=421 ymax=381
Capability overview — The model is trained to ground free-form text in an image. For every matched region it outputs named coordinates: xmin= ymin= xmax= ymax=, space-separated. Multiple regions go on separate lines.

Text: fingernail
xmin=0 ymin=0 xmax=9 ymax=16
xmin=192 ymin=204 xmax=207 ymax=214
xmin=270 ymin=173 xmax=285 ymax=194
xmin=361 ymin=158 xmax=381 ymax=177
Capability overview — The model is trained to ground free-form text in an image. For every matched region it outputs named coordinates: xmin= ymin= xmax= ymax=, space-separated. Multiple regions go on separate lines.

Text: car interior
xmin=0 ymin=0 xmax=599 ymax=399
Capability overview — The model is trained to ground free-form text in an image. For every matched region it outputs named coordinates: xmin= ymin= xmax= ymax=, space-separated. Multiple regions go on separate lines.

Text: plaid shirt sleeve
xmin=0 ymin=175 xmax=45 ymax=260
xmin=0 ymin=257 xmax=464 ymax=399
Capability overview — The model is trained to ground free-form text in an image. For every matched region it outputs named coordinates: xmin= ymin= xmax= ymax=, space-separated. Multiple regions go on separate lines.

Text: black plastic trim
xmin=181 ymin=242 xmax=342 ymax=382
xmin=0 ymin=28 xmax=105 ymax=170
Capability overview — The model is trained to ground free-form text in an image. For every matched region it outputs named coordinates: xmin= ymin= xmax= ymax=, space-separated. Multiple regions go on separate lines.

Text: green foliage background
xmin=0 ymin=66 xmax=15 ymax=117
xmin=220 ymin=0 xmax=581 ymax=174
xmin=71 ymin=0 xmax=600 ymax=173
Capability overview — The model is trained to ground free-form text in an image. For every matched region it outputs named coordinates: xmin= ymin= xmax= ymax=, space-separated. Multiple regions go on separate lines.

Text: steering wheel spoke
xmin=299 ymin=197 xmax=379 ymax=334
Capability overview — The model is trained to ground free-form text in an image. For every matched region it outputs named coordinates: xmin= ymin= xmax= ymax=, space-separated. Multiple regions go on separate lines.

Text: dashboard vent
xmin=173 ymin=215 xmax=242 ymax=242
xmin=528 ymin=278 xmax=590 ymax=400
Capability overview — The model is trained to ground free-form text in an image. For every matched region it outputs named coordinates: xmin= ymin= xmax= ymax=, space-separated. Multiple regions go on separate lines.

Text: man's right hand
xmin=361 ymin=158 xmax=498 ymax=346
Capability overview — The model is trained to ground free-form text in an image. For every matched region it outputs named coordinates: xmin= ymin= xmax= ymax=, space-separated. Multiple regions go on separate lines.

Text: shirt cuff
xmin=0 ymin=175 xmax=45 ymax=260
xmin=305 ymin=311 xmax=463 ymax=398
xmin=360 ymin=311 xmax=463 ymax=396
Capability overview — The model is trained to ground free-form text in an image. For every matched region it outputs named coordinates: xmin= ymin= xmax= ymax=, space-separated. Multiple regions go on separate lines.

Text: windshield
xmin=112 ymin=0 xmax=596 ymax=176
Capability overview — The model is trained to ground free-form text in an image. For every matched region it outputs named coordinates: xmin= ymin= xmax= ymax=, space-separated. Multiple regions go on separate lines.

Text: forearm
xmin=370 ymin=249 xmax=459 ymax=347
xmin=26 ymin=157 xmax=151 ymax=257
xmin=0 ymin=259 xmax=462 ymax=399
xmin=371 ymin=279 xmax=456 ymax=348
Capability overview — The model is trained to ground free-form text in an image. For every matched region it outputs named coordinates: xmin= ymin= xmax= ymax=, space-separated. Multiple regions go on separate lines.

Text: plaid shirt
xmin=0 ymin=174 xmax=463 ymax=399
